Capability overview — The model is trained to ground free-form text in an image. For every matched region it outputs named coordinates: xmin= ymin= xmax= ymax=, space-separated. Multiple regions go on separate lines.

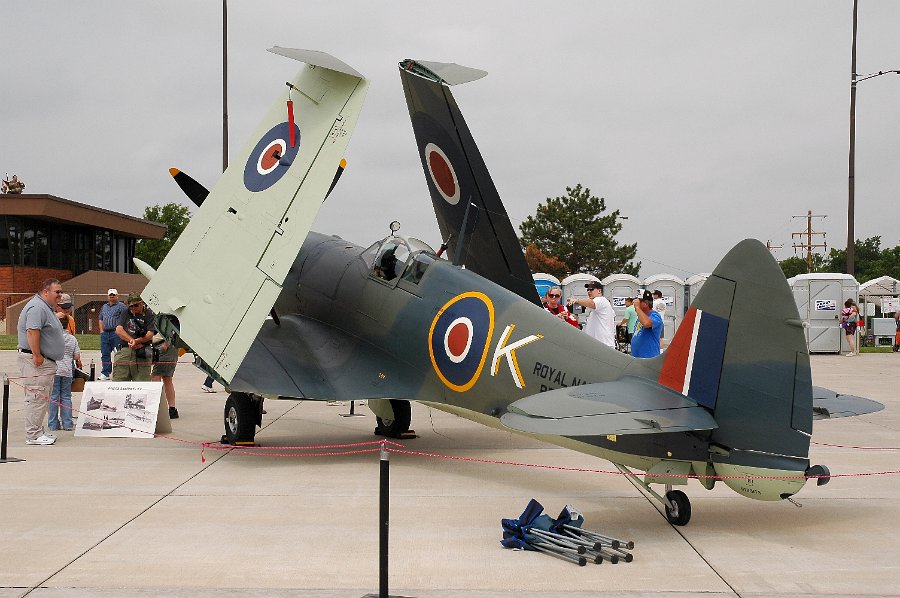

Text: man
xmin=57 ymin=293 xmax=76 ymax=335
xmin=652 ymin=290 xmax=667 ymax=346
xmin=98 ymin=289 xmax=126 ymax=380
xmin=619 ymin=297 xmax=638 ymax=343
xmin=151 ymin=333 xmax=179 ymax=419
xmin=113 ymin=294 xmax=156 ymax=382
xmin=631 ymin=291 xmax=664 ymax=358
xmin=567 ymin=282 xmax=615 ymax=347
xmin=17 ymin=278 xmax=66 ymax=445
xmin=543 ymin=286 xmax=578 ymax=327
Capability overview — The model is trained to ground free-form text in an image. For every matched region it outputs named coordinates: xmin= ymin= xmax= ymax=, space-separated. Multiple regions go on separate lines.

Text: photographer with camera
xmin=112 ymin=293 xmax=157 ymax=382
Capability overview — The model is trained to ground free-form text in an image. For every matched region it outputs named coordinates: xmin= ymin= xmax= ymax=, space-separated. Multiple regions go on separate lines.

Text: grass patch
xmin=0 ymin=334 xmax=100 ymax=351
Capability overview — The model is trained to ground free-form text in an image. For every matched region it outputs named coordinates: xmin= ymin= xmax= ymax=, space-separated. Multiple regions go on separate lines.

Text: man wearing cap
xmin=567 ymin=282 xmax=616 ymax=348
xmin=631 ymin=291 xmax=664 ymax=358
xmin=98 ymin=289 xmax=126 ymax=380
xmin=56 ymin=293 xmax=76 ymax=335
xmin=112 ymin=294 xmax=157 ymax=382
xmin=17 ymin=278 xmax=66 ymax=445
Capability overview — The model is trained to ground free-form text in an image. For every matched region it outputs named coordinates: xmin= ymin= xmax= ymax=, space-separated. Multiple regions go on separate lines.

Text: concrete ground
xmin=0 ymin=350 xmax=898 ymax=597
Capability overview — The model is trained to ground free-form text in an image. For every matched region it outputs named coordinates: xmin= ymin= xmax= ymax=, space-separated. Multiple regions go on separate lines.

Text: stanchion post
xmin=90 ymin=360 xmax=95 ymax=381
xmin=1 ymin=374 xmax=24 ymax=463
xmin=379 ymin=441 xmax=389 ymax=598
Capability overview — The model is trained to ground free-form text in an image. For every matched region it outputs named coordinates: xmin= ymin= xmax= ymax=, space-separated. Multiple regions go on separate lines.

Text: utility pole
xmin=766 ymin=240 xmax=783 ymax=254
xmin=792 ymin=210 xmax=828 ymax=273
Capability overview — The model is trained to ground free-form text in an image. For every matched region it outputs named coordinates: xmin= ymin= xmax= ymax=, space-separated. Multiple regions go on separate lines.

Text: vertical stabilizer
xmin=141 ymin=49 xmax=368 ymax=382
xmin=399 ymin=59 xmax=540 ymax=305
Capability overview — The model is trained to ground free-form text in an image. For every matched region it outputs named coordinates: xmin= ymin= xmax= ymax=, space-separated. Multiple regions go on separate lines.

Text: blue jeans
xmin=100 ymin=331 xmax=120 ymax=376
xmin=48 ymin=375 xmax=73 ymax=430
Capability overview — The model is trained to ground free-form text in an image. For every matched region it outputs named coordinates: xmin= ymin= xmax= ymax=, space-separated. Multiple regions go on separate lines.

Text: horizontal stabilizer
xmin=812 ymin=386 xmax=885 ymax=419
xmin=400 ymin=59 xmax=487 ymax=86
xmin=500 ymin=377 xmax=718 ymax=436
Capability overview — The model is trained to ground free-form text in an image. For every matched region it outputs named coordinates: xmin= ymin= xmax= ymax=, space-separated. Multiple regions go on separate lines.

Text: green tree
xmin=779 ymin=253 xmax=825 ymax=278
xmin=519 ymin=184 xmax=639 ymax=278
xmin=135 ymin=203 xmax=192 ymax=269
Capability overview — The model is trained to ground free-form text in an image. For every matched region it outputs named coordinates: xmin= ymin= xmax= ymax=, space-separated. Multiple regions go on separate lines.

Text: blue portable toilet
xmin=532 ymin=273 xmax=561 ymax=302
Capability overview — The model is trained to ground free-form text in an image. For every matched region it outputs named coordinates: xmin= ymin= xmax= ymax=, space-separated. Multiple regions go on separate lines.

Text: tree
xmin=524 ymin=244 xmax=568 ymax=280
xmin=135 ymin=203 xmax=192 ymax=269
xmin=778 ymin=237 xmax=900 ymax=283
xmin=519 ymin=184 xmax=639 ymax=277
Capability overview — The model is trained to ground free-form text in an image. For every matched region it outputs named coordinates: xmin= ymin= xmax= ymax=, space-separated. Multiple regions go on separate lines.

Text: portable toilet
xmin=561 ymin=273 xmax=601 ymax=328
xmin=685 ymin=273 xmax=711 ymax=307
xmin=643 ymin=274 xmax=686 ymax=342
xmin=788 ymin=273 xmax=859 ymax=353
xmin=599 ymin=273 xmax=642 ymax=321
xmin=532 ymin=273 xmax=561 ymax=302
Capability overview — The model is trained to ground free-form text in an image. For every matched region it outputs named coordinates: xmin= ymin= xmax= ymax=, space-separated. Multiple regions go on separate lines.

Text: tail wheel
xmin=664 ymin=490 xmax=691 ymax=526
xmin=224 ymin=392 xmax=262 ymax=444
xmin=375 ymin=399 xmax=411 ymax=438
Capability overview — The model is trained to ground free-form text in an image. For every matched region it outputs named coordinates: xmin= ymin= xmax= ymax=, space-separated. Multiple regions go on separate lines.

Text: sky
xmin=2 ymin=1 xmax=899 ymax=279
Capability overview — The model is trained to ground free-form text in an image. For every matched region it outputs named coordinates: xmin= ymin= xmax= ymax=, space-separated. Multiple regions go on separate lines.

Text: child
xmin=48 ymin=312 xmax=83 ymax=431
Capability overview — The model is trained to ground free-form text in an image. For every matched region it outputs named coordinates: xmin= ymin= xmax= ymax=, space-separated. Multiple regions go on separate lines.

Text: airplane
xmin=138 ymin=48 xmax=883 ymax=526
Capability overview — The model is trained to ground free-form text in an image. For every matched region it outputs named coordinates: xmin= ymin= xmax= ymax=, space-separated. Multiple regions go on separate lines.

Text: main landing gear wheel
xmin=374 ymin=399 xmax=411 ymax=438
xmin=224 ymin=392 xmax=263 ymax=444
xmin=665 ymin=490 xmax=692 ymax=526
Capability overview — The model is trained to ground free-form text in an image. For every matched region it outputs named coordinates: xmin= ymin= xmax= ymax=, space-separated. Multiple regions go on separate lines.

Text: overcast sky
xmin=2 ymin=1 xmax=899 ymax=278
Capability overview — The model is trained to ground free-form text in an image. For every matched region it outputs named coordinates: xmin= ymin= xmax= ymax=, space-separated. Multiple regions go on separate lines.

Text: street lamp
xmin=846 ymin=0 xmax=900 ymax=276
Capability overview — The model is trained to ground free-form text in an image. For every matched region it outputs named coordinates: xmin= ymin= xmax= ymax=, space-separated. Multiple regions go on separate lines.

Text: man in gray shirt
xmin=17 ymin=278 xmax=65 ymax=445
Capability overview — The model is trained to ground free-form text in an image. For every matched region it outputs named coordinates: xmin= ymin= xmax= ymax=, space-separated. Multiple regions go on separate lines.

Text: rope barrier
xmin=7 ymin=376 xmax=900 ymax=480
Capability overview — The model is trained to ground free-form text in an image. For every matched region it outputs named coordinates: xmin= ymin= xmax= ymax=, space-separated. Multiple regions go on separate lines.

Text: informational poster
xmin=74 ymin=382 xmax=164 ymax=439
xmin=882 ymin=297 xmax=899 ymax=314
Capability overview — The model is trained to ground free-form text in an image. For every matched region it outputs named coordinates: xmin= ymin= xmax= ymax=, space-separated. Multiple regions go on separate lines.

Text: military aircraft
xmin=138 ymin=49 xmax=882 ymax=526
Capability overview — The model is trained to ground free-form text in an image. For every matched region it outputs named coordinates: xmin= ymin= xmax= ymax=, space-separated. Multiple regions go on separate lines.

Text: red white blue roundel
xmin=424 ymin=142 xmax=460 ymax=205
xmin=428 ymin=292 xmax=495 ymax=392
xmin=243 ymin=122 xmax=301 ymax=192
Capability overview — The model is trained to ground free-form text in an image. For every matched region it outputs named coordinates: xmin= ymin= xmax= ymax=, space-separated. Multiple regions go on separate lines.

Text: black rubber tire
xmin=664 ymin=490 xmax=692 ymax=526
xmin=224 ymin=392 xmax=259 ymax=444
xmin=375 ymin=399 xmax=411 ymax=438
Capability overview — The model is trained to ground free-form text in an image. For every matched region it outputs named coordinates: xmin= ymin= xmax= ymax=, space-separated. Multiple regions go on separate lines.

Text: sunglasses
xmin=548 ymin=294 xmax=561 ymax=298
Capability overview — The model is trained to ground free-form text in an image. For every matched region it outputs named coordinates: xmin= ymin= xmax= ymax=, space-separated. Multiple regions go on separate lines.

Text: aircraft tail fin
xmin=141 ymin=48 xmax=368 ymax=383
xmin=657 ymin=239 xmax=813 ymax=465
xmin=399 ymin=59 xmax=541 ymax=306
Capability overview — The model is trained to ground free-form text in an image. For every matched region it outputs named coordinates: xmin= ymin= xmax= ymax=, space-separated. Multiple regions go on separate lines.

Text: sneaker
xmin=845 ymin=352 xmax=856 ymax=357
xmin=98 ymin=374 xmax=109 ymax=381
xmin=26 ymin=435 xmax=56 ymax=445
xmin=168 ymin=406 xmax=179 ymax=419
xmin=326 ymin=401 xmax=345 ymax=406
xmin=200 ymin=385 xmax=215 ymax=393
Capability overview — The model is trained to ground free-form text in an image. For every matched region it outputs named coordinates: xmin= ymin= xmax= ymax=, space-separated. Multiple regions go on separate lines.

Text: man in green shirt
xmin=619 ymin=297 xmax=638 ymax=343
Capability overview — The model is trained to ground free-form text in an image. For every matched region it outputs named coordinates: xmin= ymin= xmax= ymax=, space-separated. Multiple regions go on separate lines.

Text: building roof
xmin=0 ymin=193 xmax=166 ymax=239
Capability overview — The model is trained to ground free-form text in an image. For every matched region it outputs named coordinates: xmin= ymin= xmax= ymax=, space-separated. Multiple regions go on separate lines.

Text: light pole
xmin=846 ymin=0 xmax=900 ymax=276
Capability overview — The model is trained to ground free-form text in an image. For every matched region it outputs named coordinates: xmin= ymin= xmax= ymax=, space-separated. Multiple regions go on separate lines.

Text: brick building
xmin=0 ymin=193 xmax=166 ymax=333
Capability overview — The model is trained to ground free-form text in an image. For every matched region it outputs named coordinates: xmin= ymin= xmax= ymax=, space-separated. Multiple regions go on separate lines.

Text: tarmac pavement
xmin=0 ymin=350 xmax=898 ymax=597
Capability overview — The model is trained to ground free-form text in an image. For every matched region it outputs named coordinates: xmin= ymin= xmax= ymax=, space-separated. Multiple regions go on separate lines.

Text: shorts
xmin=151 ymin=344 xmax=178 ymax=377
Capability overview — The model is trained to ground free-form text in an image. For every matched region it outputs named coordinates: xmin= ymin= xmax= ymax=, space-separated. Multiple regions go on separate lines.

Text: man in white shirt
xmin=652 ymin=290 xmax=667 ymax=347
xmin=567 ymin=282 xmax=616 ymax=347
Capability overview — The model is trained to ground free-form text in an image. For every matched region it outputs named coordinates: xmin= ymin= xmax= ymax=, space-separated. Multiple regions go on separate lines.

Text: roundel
xmin=424 ymin=142 xmax=460 ymax=205
xmin=243 ymin=122 xmax=301 ymax=193
xmin=429 ymin=292 xmax=495 ymax=392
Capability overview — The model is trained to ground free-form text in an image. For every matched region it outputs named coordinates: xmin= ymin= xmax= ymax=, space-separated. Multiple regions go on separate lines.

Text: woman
xmin=840 ymin=299 xmax=859 ymax=357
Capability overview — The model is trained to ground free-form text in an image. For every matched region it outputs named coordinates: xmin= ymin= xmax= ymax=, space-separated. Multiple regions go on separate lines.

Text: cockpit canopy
xmin=364 ymin=236 xmax=438 ymax=284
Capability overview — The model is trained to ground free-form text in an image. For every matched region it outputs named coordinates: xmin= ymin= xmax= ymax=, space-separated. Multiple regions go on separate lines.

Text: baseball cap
xmin=107 ymin=288 xmax=119 ymax=296
xmin=126 ymin=293 xmax=142 ymax=306
xmin=642 ymin=290 xmax=654 ymax=303
xmin=584 ymin=281 xmax=602 ymax=290
xmin=58 ymin=293 xmax=73 ymax=308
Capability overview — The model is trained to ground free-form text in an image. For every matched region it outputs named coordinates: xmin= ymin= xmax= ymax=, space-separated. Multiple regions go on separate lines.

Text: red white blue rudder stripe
xmin=658 ymin=307 xmax=729 ymax=410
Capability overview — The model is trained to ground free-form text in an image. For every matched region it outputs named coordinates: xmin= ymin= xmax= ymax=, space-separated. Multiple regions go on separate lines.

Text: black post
xmin=1 ymin=375 xmax=24 ymax=463
xmin=379 ymin=442 xmax=389 ymax=598
xmin=90 ymin=360 xmax=95 ymax=381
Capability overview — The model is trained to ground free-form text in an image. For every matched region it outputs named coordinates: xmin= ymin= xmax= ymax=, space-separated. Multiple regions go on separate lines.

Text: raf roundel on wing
xmin=429 ymin=292 xmax=495 ymax=392
xmin=243 ymin=122 xmax=302 ymax=193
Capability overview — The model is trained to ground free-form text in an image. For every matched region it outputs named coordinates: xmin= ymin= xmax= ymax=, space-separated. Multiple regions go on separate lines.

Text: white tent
xmin=859 ymin=276 xmax=900 ymax=315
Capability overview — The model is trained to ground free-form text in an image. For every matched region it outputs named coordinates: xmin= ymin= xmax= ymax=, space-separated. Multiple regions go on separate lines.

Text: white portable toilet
xmin=532 ymin=273 xmax=561 ymax=302
xmin=685 ymin=273 xmax=711 ymax=307
xmin=643 ymin=274 xmax=686 ymax=342
xmin=561 ymin=273 xmax=601 ymax=328
xmin=599 ymin=273 xmax=642 ymax=321
xmin=788 ymin=273 xmax=859 ymax=353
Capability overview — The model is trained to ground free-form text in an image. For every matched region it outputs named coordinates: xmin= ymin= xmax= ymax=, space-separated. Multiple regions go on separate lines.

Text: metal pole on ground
xmin=380 ymin=442 xmax=389 ymax=597
xmin=1 ymin=374 xmax=24 ymax=463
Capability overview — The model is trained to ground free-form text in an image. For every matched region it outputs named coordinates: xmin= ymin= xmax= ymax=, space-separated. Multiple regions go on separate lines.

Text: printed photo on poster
xmin=74 ymin=382 xmax=163 ymax=439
